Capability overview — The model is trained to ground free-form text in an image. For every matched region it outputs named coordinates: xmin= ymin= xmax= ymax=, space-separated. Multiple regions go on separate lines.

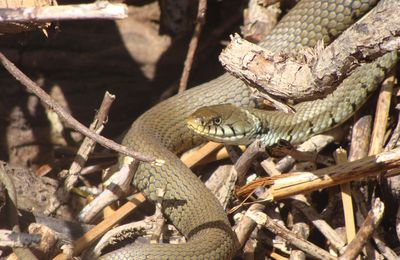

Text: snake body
xmin=103 ymin=0 xmax=385 ymax=259
xmin=187 ymin=52 xmax=397 ymax=146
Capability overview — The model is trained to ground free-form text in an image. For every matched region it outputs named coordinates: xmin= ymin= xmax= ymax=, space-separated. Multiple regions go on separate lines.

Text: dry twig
xmin=65 ymin=92 xmax=115 ymax=190
xmin=369 ymin=75 xmax=395 ymax=155
xmin=178 ymin=0 xmax=207 ymax=93
xmin=181 ymin=141 xmax=223 ymax=168
xmin=290 ymin=208 xmax=309 ymax=260
xmin=334 ymin=148 xmax=357 ymax=248
xmin=290 ymin=195 xmax=345 ymax=250
xmin=241 ymin=0 xmax=280 ymax=42
xmin=78 ymin=158 xmax=139 ymax=223
xmin=339 ymin=199 xmax=385 ymax=260
xmin=237 ymin=147 xmax=400 ymax=200
xmin=235 ymin=140 xmax=265 ymax=185
xmin=0 ymin=230 xmax=41 ymax=248
xmin=247 ymin=211 xmax=336 ymax=260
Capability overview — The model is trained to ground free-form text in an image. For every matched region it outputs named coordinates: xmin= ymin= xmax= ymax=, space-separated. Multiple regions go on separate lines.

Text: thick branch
xmin=220 ymin=0 xmax=400 ymax=102
xmin=237 ymin=147 xmax=400 ymax=200
xmin=0 ymin=1 xmax=127 ymax=22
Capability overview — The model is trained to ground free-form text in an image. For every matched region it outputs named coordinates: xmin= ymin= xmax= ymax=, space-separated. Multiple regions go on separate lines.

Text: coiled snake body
xmin=102 ymin=0 xmax=395 ymax=259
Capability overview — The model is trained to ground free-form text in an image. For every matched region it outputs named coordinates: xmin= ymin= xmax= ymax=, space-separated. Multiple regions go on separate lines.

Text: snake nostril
xmin=193 ymin=117 xmax=205 ymax=126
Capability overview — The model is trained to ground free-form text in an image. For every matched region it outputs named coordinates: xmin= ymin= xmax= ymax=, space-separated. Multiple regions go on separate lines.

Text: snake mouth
xmin=186 ymin=116 xmax=249 ymax=144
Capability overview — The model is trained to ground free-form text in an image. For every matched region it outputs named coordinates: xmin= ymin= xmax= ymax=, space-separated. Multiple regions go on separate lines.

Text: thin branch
xmin=0 ymin=52 xmax=159 ymax=164
xmin=178 ymin=0 xmax=207 ymax=93
xmin=274 ymin=131 xmax=341 ymax=173
xmin=65 ymin=91 xmax=115 ymax=190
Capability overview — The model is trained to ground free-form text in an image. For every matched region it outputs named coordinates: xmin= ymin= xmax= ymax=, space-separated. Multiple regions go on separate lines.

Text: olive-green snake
xmin=102 ymin=0 xmax=395 ymax=259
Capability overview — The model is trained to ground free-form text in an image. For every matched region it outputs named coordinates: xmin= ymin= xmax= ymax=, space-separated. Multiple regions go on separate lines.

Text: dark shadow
xmin=0 ymin=15 xmax=152 ymax=165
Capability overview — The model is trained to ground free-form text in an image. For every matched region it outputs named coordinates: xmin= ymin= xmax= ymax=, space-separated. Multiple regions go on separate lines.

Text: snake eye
xmin=212 ymin=117 xmax=222 ymax=125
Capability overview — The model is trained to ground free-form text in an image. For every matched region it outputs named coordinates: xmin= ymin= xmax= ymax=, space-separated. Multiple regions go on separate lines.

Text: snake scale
xmin=102 ymin=0 xmax=395 ymax=259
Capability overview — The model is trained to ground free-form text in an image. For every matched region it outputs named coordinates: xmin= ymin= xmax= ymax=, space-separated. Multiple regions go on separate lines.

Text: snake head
xmin=186 ymin=104 xmax=261 ymax=145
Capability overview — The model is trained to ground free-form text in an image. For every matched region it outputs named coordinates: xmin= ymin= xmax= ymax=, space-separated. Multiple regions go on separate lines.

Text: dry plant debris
xmin=0 ymin=0 xmax=399 ymax=260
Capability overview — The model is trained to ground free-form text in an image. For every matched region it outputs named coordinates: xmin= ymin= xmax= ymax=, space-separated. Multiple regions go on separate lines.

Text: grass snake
xmin=102 ymin=0 xmax=395 ymax=259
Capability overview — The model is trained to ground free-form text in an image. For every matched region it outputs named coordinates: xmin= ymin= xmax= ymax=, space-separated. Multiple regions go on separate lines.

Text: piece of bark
xmin=242 ymin=0 xmax=281 ymax=42
xmin=32 ymin=214 xmax=93 ymax=241
xmin=0 ymin=230 xmax=41 ymax=247
xmin=28 ymin=223 xmax=58 ymax=257
xmin=220 ymin=0 xmax=400 ymax=102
